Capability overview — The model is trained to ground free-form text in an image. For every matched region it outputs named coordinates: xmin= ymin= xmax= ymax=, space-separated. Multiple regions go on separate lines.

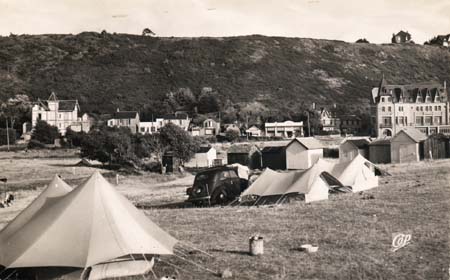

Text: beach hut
xmin=369 ymin=139 xmax=391 ymax=164
xmin=286 ymin=137 xmax=324 ymax=170
xmin=391 ymin=128 xmax=426 ymax=163
xmin=339 ymin=138 xmax=370 ymax=162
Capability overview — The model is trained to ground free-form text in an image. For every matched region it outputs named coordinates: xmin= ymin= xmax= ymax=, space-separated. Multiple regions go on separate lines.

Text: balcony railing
xmin=379 ymin=124 xmax=392 ymax=128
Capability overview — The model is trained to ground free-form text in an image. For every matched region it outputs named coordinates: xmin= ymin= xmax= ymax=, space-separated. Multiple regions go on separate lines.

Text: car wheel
xmin=212 ymin=188 xmax=229 ymax=205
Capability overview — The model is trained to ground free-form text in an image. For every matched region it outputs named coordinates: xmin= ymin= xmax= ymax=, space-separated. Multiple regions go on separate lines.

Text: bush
xmin=65 ymin=128 xmax=86 ymax=147
xmin=31 ymin=120 xmax=59 ymax=144
xmin=225 ymin=129 xmax=240 ymax=142
xmin=27 ymin=139 xmax=46 ymax=149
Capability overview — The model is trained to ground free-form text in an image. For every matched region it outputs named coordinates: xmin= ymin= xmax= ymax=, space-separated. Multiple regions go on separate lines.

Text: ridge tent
xmin=284 ymin=159 xmax=335 ymax=202
xmin=328 ymin=154 xmax=380 ymax=192
xmin=241 ymin=164 xmax=332 ymax=204
xmin=0 ymin=172 xmax=177 ymax=275
xmin=0 ymin=175 xmax=72 ymax=252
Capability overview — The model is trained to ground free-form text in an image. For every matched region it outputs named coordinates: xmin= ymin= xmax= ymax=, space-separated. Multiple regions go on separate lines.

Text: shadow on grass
xmin=210 ymin=248 xmax=250 ymax=256
xmin=136 ymin=201 xmax=193 ymax=209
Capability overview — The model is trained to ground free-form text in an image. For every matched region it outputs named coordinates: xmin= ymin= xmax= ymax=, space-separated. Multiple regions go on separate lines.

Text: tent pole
xmin=275 ymin=194 xmax=285 ymax=205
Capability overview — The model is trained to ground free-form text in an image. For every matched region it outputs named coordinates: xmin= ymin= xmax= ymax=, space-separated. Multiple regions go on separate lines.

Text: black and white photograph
xmin=0 ymin=0 xmax=449 ymax=279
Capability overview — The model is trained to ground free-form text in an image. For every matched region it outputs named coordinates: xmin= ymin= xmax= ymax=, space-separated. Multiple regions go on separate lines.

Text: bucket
xmin=249 ymin=236 xmax=264 ymax=256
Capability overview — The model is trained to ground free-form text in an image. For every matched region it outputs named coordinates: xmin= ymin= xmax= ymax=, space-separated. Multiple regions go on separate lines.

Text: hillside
xmin=0 ymin=32 xmax=450 ymax=118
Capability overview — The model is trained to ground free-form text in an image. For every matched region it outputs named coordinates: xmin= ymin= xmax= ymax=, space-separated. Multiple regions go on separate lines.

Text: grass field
xmin=0 ymin=152 xmax=449 ymax=279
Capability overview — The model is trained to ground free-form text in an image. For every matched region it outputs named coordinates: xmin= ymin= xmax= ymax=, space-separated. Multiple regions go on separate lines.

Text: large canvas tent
xmin=327 ymin=154 xmax=380 ymax=192
xmin=0 ymin=175 xmax=72 ymax=250
xmin=0 ymin=172 xmax=177 ymax=276
xmin=241 ymin=162 xmax=332 ymax=204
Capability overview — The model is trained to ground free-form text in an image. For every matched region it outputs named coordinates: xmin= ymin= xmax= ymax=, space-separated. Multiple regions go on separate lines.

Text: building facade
xmin=107 ymin=110 xmax=140 ymax=133
xmin=139 ymin=118 xmax=164 ymax=134
xmin=162 ymin=112 xmax=191 ymax=131
xmin=371 ymin=77 xmax=450 ymax=137
xmin=31 ymin=92 xmax=92 ymax=136
xmin=264 ymin=121 xmax=304 ymax=139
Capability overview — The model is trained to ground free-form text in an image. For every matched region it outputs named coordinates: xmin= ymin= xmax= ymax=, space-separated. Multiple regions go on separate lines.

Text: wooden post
xmin=5 ymin=120 xmax=10 ymax=152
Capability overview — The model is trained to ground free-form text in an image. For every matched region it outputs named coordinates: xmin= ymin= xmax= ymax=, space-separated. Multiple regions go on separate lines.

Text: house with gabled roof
xmin=392 ymin=30 xmax=412 ymax=44
xmin=31 ymin=92 xmax=93 ymax=136
xmin=107 ymin=109 xmax=140 ymax=133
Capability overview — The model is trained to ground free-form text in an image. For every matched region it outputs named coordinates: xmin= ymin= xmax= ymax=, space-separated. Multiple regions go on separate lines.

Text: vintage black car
xmin=186 ymin=166 xmax=248 ymax=206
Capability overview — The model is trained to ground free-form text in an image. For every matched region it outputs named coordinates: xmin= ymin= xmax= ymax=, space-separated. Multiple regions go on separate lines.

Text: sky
xmin=0 ymin=0 xmax=449 ymax=43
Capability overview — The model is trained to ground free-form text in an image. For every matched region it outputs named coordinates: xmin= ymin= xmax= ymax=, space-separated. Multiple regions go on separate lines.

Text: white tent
xmin=0 ymin=171 xmax=177 ymax=269
xmin=242 ymin=164 xmax=331 ymax=204
xmin=0 ymin=175 xmax=72 ymax=254
xmin=241 ymin=155 xmax=382 ymax=205
xmin=328 ymin=154 xmax=379 ymax=192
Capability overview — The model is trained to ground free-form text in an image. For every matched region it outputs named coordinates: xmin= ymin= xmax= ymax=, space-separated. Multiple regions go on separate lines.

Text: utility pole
xmin=304 ymin=110 xmax=311 ymax=137
xmin=5 ymin=119 xmax=10 ymax=151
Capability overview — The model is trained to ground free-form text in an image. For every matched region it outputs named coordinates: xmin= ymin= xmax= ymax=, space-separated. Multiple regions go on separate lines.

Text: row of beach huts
xmin=176 ymin=127 xmax=450 ymax=171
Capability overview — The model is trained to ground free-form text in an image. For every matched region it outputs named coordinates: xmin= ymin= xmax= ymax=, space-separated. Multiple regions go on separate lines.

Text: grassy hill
xmin=0 ymin=32 xmax=449 ymax=116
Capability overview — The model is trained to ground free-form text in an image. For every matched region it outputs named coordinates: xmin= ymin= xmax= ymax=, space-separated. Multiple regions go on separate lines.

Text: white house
xmin=245 ymin=126 xmax=262 ymax=137
xmin=139 ymin=118 xmax=164 ymax=134
xmin=184 ymin=146 xmax=217 ymax=168
xmin=286 ymin=137 xmax=324 ymax=170
xmin=264 ymin=121 xmax=303 ymax=139
xmin=107 ymin=110 xmax=140 ymax=134
xmin=190 ymin=119 xmax=220 ymax=136
xmin=31 ymin=92 xmax=92 ymax=136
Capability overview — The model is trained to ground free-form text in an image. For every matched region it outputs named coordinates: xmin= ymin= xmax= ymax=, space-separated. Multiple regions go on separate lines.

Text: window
xmin=420 ymin=106 xmax=423 ymax=111
xmin=416 ymin=116 xmax=423 ymax=125
xmin=405 ymin=117 xmax=408 ymax=124
xmin=398 ymin=106 xmax=403 ymax=112
xmin=425 ymin=106 xmax=429 ymax=111
xmin=388 ymin=107 xmax=391 ymax=112
xmin=382 ymin=117 xmax=392 ymax=126
xmin=425 ymin=116 xmax=432 ymax=125
xmin=387 ymin=97 xmax=392 ymax=102
xmin=140 ymin=127 xmax=145 ymax=132
xmin=381 ymin=97 xmax=385 ymax=102
xmin=434 ymin=116 xmax=442 ymax=125
xmin=228 ymin=171 xmax=238 ymax=178
xmin=395 ymin=117 xmax=399 ymax=125
xmin=416 ymin=107 xmax=419 ymax=111
xmin=434 ymin=106 xmax=438 ymax=111
xmin=220 ymin=171 xmax=230 ymax=180
xmin=59 ymin=114 xmax=62 ymax=119
xmin=382 ymin=107 xmax=385 ymax=112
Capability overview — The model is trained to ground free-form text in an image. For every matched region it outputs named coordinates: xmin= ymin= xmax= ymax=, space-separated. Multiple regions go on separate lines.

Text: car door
xmin=227 ymin=170 xmax=241 ymax=196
